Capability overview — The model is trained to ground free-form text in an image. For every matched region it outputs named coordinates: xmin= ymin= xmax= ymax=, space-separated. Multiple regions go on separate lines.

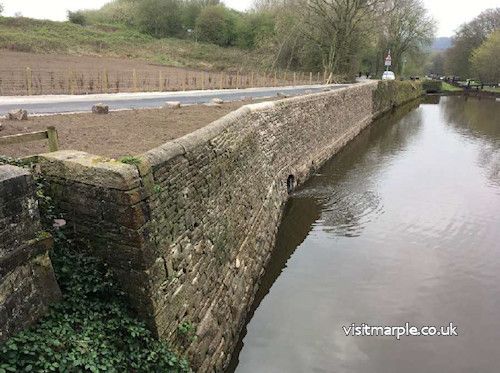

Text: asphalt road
xmin=0 ymin=84 xmax=349 ymax=115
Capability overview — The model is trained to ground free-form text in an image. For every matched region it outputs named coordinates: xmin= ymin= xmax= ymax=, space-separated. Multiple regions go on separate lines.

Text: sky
xmin=1 ymin=0 xmax=499 ymax=37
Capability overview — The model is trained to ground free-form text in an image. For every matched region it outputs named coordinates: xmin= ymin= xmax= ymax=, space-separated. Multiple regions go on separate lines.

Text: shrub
xmin=195 ymin=5 xmax=236 ymax=47
xmin=67 ymin=10 xmax=87 ymax=26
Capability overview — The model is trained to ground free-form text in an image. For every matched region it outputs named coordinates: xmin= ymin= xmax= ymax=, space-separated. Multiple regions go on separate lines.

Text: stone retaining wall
xmin=0 ymin=165 xmax=61 ymax=343
xmin=37 ymin=80 xmax=423 ymax=371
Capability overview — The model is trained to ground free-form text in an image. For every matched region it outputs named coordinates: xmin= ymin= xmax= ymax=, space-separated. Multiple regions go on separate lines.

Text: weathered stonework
xmin=37 ymin=80 xmax=423 ymax=371
xmin=0 ymin=165 xmax=61 ymax=343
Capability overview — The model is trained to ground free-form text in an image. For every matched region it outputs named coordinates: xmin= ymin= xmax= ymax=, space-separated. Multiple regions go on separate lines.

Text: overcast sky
xmin=1 ymin=0 xmax=499 ymax=37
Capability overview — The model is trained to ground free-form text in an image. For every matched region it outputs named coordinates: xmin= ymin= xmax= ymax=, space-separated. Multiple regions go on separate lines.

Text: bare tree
xmin=380 ymin=0 xmax=435 ymax=74
xmin=300 ymin=0 xmax=390 ymax=76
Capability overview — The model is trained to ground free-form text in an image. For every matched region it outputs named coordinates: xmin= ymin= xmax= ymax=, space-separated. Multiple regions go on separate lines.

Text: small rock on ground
xmin=7 ymin=109 xmax=28 ymax=120
xmin=92 ymin=103 xmax=109 ymax=114
xmin=165 ymin=101 xmax=181 ymax=109
xmin=211 ymin=98 xmax=224 ymax=104
xmin=203 ymin=102 xmax=223 ymax=108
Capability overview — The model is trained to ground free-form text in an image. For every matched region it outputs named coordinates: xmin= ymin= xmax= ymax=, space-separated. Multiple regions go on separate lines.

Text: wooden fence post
xmin=236 ymin=71 xmax=239 ymax=89
xmin=70 ymin=70 xmax=76 ymax=95
xmin=104 ymin=69 xmax=109 ymax=93
xmin=293 ymin=72 xmax=296 ymax=86
xmin=251 ymin=72 xmax=254 ymax=87
xmin=133 ymin=69 xmax=137 ymax=92
xmin=159 ymin=71 xmax=163 ymax=91
xmin=47 ymin=127 xmax=59 ymax=152
xmin=310 ymin=72 xmax=313 ymax=85
xmin=317 ymin=71 xmax=320 ymax=83
xmin=201 ymin=72 xmax=205 ymax=90
xmin=26 ymin=67 xmax=32 ymax=95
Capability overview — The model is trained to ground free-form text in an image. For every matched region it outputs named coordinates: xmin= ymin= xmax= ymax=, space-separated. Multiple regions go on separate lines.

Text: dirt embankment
xmin=0 ymin=51 xmax=310 ymax=96
xmin=0 ymin=101 xmax=256 ymax=159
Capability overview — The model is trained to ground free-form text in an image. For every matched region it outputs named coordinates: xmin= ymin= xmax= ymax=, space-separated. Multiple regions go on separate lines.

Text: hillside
xmin=0 ymin=16 xmax=271 ymax=72
xmin=432 ymin=37 xmax=452 ymax=51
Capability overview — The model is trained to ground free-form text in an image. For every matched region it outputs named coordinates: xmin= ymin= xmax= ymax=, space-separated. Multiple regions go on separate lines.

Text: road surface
xmin=0 ymin=84 xmax=349 ymax=116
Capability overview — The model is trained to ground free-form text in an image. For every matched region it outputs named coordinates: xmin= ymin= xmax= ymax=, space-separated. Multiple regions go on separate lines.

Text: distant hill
xmin=432 ymin=37 xmax=452 ymax=51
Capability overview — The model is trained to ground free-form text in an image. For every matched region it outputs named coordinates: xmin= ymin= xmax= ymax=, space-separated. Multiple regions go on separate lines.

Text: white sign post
xmin=385 ymin=50 xmax=392 ymax=71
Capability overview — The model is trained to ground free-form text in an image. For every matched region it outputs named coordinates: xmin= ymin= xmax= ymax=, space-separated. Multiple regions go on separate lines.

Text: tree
xmin=428 ymin=52 xmax=445 ymax=76
xmin=301 ymin=0 xmax=388 ymax=76
xmin=135 ymin=0 xmax=183 ymax=38
xmin=181 ymin=0 xmax=221 ymax=30
xmin=445 ymin=8 xmax=500 ymax=78
xmin=195 ymin=5 xmax=237 ymax=46
xmin=235 ymin=10 xmax=275 ymax=49
xmin=0 ymin=3 xmax=4 ymax=15
xmin=471 ymin=30 xmax=500 ymax=83
xmin=380 ymin=0 xmax=435 ymax=74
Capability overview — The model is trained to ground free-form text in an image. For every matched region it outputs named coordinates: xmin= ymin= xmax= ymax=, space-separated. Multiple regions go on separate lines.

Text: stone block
xmin=92 ymin=103 xmax=109 ymax=114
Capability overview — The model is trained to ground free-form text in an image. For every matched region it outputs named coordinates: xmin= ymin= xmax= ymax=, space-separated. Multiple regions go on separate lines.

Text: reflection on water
xmin=228 ymin=96 xmax=500 ymax=373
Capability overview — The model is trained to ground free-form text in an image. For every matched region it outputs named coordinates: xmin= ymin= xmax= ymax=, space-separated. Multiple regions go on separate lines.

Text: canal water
xmin=229 ymin=96 xmax=500 ymax=373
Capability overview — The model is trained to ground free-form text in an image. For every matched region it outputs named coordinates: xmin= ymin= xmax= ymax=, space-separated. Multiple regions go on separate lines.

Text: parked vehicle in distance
xmin=382 ymin=71 xmax=396 ymax=80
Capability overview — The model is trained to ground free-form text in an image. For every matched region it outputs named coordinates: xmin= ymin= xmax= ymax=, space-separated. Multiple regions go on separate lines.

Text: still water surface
xmin=229 ymin=96 xmax=500 ymax=373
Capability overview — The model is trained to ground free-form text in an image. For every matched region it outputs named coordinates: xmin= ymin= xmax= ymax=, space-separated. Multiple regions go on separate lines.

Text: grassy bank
xmin=442 ymin=82 xmax=463 ymax=92
xmin=0 ymin=16 xmax=270 ymax=71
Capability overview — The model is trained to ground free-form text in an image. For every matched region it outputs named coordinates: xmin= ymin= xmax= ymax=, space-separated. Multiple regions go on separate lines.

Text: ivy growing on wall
xmin=0 ymin=156 xmax=190 ymax=372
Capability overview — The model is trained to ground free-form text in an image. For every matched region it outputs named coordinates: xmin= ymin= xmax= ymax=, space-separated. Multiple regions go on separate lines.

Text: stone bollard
xmin=7 ymin=109 xmax=28 ymax=121
xmin=92 ymin=103 xmax=109 ymax=114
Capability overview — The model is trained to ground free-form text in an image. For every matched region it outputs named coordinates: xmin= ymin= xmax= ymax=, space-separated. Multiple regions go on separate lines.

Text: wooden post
xmin=104 ymin=69 xmax=109 ymax=93
xmin=220 ymin=73 xmax=224 ymax=90
xmin=310 ymin=72 xmax=313 ymax=85
xmin=159 ymin=71 xmax=163 ymax=91
xmin=47 ymin=127 xmax=59 ymax=152
xmin=201 ymin=72 xmax=205 ymax=90
xmin=236 ymin=71 xmax=239 ymax=89
xmin=183 ymin=73 xmax=187 ymax=91
xmin=26 ymin=67 xmax=32 ymax=95
xmin=66 ymin=70 xmax=71 ymax=94
xmin=274 ymin=71 xmax=277 ymax=86
xmin=293 ymin=72 xmax=296 ymax=86
xmin=133 ymin=69 xmax=137 ymax=92
xmin=284 ymin=72 xmax=287 ymax=85
xmin=317 ymin=71 xmax=320 ymax=83
xmin=251 ymin=72 xmax=254 ymax=87
xmin=70 ymin=70 xmax=76 ymax=95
